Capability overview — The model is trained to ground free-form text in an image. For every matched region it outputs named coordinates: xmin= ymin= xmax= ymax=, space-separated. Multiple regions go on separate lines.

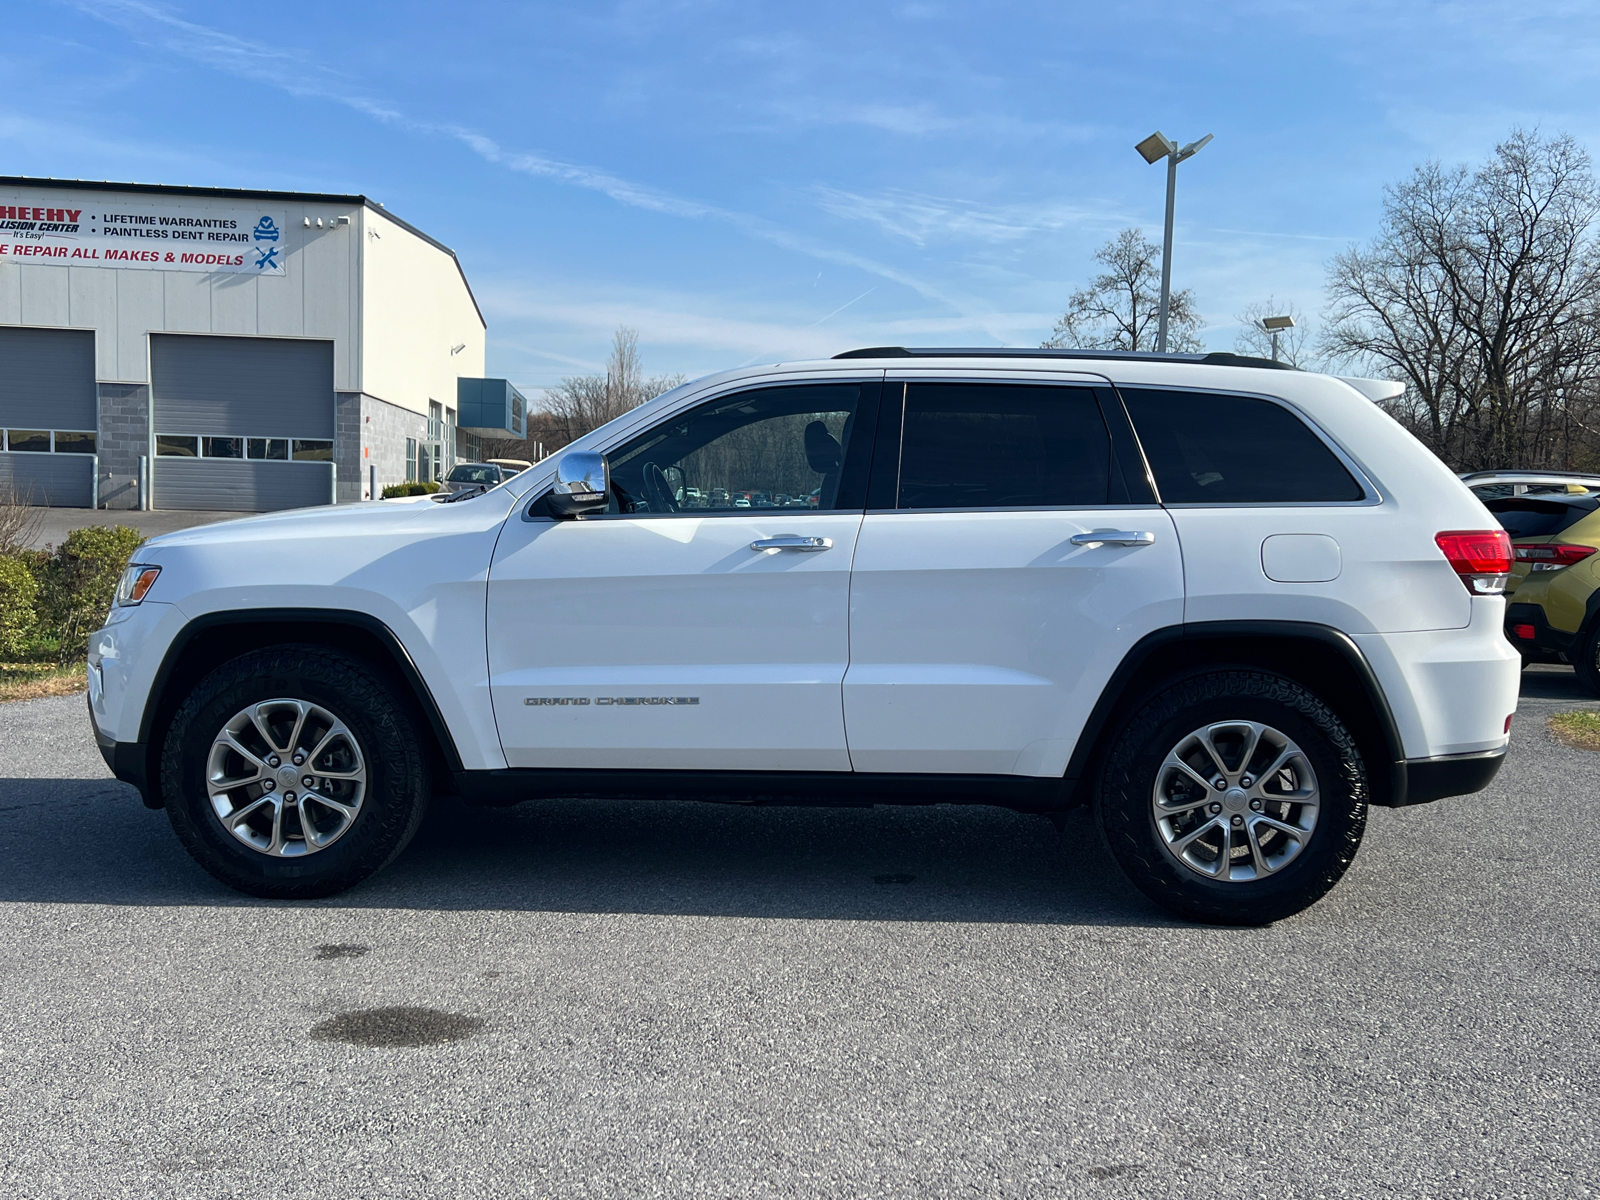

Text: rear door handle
xmin=752 ymin=535 xmax=833 ymax=552
xmin=1070 ymin=530 xmax=1156 ymax=547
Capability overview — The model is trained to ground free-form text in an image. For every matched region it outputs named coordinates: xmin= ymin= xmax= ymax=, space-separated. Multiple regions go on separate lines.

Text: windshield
xmin=448 ymin=465 xmax=500 ymax=484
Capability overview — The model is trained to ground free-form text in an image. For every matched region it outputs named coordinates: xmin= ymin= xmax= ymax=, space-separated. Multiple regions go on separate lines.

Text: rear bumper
xmin=1392 ymin=748 xmax=1507 ymax=807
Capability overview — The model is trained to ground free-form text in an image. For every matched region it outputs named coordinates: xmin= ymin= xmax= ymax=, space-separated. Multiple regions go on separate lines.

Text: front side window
xmin=895 ymin=383 xmax=1112 ymax=509
xmin=606 ymin=383 xmax=865 ymax=514
xmin=1121 ymin=388 xmax=1364 ymax=504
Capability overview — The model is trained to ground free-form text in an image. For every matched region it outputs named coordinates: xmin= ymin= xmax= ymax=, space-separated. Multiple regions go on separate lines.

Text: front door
xmin=488 ymin=380 xmax=878 ymax=771
xmin=843 ymin=378 xmax=1185 ymax=776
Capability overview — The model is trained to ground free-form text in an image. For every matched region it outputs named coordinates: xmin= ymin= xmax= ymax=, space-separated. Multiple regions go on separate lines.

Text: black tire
xmin=1096 ymin=669 xmax=1368 ymax=925
xmin=1571 ymin=625 xmax=1600 ymax=697
xmin=160 ymin=645 xmax=429 ymax=898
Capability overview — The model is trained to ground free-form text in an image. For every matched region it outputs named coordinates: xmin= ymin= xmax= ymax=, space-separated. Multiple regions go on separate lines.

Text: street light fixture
xmin=1260 ymin=314 xmax=1295 ymax=362
xmin=1135 ymin=130 xmax=1213 ymax=353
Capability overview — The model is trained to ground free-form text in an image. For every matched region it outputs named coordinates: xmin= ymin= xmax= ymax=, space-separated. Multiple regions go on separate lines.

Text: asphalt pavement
xmin=0 ymin=668 xmax=1596 ymax=1199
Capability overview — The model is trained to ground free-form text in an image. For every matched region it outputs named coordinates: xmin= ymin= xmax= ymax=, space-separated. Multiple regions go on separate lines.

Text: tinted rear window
xmin=1120 ymin=388 xmax=1364 ymax=504
xmin=449 ymin=465 xmax=500 ymax=483
xmin=1485 ymin=497 xmax=1599 ymax=538
xmin=897 ymin=383 xmax=1111 ymax=508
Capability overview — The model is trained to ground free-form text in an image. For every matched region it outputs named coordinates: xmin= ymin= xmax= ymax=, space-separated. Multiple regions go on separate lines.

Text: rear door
xmin=843 ymin=374 xmax=1184 ymax=776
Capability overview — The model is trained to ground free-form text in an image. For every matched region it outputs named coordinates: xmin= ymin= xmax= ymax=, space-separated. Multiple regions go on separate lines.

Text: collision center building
xmin=0 ymin=177 xmax=525 ymax=512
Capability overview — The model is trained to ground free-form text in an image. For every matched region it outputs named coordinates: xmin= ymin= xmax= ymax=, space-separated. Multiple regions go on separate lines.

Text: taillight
xmin=1513 ymin=543 xmax=1598 ymax=571
xmin=1435 ymin=530 xmax=1513 ymax=594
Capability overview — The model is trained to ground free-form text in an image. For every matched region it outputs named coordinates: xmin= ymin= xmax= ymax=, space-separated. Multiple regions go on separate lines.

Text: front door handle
xmin=1070 ymin=530 xmax=1156 ymax=547
xmin=751 ymin=535 xmax=833 ymax=552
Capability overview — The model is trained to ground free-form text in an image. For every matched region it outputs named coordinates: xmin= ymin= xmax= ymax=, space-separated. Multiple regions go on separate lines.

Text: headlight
xmin=114 ymin=564 xmax=162 ymax=606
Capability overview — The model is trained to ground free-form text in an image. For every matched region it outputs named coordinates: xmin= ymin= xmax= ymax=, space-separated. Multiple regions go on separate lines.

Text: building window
xmin=4 ymin=430 xmax=49 ymax=453
xmin=157 ymin=435 xmax=199 ymax=457
xmin=203 ymin=436 xmax=245 ymax=459
xmin=53 ymin=431 xmax=97 ymax=454
xmin=248 ymin=438 xmax=289 ymax=460
xmin=405 ymin=437 xmax=418 ymax=482
xmin=292 ymin=439 xmax=333 ymax=462
xmin=2 ymin=429 xmax=97 ymax=453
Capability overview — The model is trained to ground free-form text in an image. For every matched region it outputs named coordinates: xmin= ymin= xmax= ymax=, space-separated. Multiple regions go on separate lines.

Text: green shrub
xmin=0 ymin=554 xmax=38 ymax=658
xmin=381 ymin=481 xmax=442 ymax=498
xmin=37 ymin=525 xmax=144 ymax=663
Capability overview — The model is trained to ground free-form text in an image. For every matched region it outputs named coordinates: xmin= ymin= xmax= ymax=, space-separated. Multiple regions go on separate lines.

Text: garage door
xmin=0 ymin=327 xmax=97 ymax=508
xmin=151 ymin=335 xmax=335 ymax=512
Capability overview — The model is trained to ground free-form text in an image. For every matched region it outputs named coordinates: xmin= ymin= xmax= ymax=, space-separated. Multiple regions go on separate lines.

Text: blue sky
xmin=7 ymin=1 xmax=1600 ymax=391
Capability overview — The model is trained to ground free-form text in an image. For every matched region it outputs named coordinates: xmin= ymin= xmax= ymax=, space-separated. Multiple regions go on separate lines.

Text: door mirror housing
xmin=548 ymin=450 xmax=610 ymax=518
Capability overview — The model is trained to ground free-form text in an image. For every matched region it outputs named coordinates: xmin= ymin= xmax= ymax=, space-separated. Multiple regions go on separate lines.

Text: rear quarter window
xmin=1485 ymin=497 xmax=1600 ymax=538
xmin=1120 ymin=388 xmax=1365 ymax=504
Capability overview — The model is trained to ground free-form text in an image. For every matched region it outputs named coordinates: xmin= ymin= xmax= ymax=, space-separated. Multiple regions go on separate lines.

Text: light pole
xmin=1135 ymin=130 xmax=1213 ymax=353
xmin=1260 ymin=314 xmax=1295 ymax=362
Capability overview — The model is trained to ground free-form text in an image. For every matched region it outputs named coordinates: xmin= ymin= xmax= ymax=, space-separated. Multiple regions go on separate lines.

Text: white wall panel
xmin=210 ymin=273 xmax=257 ymax=334
xmin=256 ymin=265 xmax=303 ymax=338
xmin=299 ymin=219 xmax=358 ymax=390
xmin=163 ymin=270 xmax=211 ymax=334
xmin=18 ymin=264 xmax=69 ymax=326
xmin=67 ymin=268 xmax=117 ymax=378
xmin=114 ymin=269 xmax=163 ymax=383
xmin=0 ymin=265 xmax=19 ymax=324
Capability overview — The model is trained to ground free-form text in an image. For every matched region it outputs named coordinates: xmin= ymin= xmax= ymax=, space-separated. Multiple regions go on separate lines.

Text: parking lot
xmin=0 ymin=668 xmax=1596 ymax=1199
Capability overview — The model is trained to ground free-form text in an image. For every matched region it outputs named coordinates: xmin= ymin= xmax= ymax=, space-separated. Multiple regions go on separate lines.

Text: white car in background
xmin=88 ymin=348 xmax=1519 ymax=924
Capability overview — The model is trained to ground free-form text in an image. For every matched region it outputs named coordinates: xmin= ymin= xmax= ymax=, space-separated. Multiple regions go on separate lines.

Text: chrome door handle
xmin=1070 ymin=530 xmax=1156 ymax=547
xmin=751 ymin=535 xmax=833 ymax=552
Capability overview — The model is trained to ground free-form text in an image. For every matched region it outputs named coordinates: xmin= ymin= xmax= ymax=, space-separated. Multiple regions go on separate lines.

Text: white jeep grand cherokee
xmin=88 ymin=349 xmax=1520 ymax=924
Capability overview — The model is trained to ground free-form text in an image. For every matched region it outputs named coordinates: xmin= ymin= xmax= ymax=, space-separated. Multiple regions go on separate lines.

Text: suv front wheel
xmin=1097 ymin=670 xmax=1368 ymax=925
xmin=160 ymin=645 xmax=430 ymax=898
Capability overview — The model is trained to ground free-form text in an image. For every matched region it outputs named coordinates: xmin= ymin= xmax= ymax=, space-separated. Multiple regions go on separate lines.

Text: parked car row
xmin=1465 ymin=470 xmax=1600 ymax=694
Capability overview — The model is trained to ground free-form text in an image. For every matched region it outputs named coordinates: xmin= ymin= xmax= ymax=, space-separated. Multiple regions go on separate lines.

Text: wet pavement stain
xmin=310 ymin=1006 xmax=485 ymax=1048
xmin=313 ymin=943 xmax=369 ymax=961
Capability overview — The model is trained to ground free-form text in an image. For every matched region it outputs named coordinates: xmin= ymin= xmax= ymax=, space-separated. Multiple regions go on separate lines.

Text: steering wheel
xmin=641 ymin=462 xmax=680 ymax=513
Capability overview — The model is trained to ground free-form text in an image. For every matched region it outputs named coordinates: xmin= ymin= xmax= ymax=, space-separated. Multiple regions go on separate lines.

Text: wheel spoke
xmin=1238 ymin=723 xmax=1265 ymax=777
xmin=1194 ymin=730 xmax=1232 ymax=780
xmin=1213 ymin=819 xmax=1234 ymax=878
xmin=1161 ymin=756 xmax=1217 ymax=796
xmin=304 ymin=790 xmax=357 ymax=822
xmin=1170 ymin=815 xmax=1223 ymax=855
xmin=1254 ymin=814 xmax=1309 ymax=840
xmin=1245 ymin=819 xmax=1272 ymax=876
xmin=223 ymin=795 xmax=272 ymax=829
xmin=285 ymin=702 xmax=310 ymax=759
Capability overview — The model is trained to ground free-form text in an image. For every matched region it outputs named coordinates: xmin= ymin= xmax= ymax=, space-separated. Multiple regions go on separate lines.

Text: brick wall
xmin=96 ymin=383 xmax=148 ymax=510
xmin=340 ymin=393 xmax=427 ymax=501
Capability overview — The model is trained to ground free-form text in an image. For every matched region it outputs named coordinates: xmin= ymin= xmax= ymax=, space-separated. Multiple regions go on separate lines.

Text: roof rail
xmin=831 ymin=346 xmax=1297 ymax=370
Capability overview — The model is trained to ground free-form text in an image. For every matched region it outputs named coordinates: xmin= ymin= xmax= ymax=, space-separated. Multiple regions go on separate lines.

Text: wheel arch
xmin=135 ymin=608 xmax=464 ymax=808
xmin=1064 ymin=621 xmax=1407 ymax=809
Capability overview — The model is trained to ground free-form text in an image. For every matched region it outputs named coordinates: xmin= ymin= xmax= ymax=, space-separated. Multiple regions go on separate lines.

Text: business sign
xmin=0 ymin=193 xmax=289 ymax=275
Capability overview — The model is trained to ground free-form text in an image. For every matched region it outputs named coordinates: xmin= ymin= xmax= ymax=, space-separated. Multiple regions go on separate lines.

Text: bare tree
xmin=1322 ymin=129 xmax=1600 ymax=470
xmin=0 ymin=482 xmax=42 ymax=555
xmin=1043 ymin=229 xmax=1204 ymax=353
xmin=1234 ymin=297 xmax=1315 ymax=367
xmin=484 ymin=327 xmax=687 ymax=461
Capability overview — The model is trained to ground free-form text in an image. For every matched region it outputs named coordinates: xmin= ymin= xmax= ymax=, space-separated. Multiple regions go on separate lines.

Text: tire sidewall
xmin=1098 ymin=671 xmax=1368 ymax=925
xmin=161 ymin=647 xmax=426 ymax=897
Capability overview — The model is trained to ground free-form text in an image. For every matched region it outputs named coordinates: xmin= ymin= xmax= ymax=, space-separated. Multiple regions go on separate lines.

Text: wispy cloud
xmin=814 ymin=186 xmax=1123 ymax=247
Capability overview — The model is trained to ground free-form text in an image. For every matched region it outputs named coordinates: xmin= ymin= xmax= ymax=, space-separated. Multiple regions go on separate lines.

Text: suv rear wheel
xmin=160 ymin=645 xmax=429 ymax=898
xmin=1097 ymin=669 xmax=1368 ymax=925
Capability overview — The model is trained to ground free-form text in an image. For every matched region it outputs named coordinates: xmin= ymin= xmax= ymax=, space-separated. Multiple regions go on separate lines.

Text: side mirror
xmin=547 ymin=450 xmax=609 ymax=518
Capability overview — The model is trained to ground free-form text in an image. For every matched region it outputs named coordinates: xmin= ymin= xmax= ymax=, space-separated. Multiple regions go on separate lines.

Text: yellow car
xmin=1485 ymin=486 xmax=1600 ymax=692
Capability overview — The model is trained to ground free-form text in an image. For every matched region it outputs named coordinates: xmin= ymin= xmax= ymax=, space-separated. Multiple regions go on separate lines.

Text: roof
xmin=833 ymin=346 xmax=1298 ymax=370
xmin=0 ymin=175 xmax=484 ymax=328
